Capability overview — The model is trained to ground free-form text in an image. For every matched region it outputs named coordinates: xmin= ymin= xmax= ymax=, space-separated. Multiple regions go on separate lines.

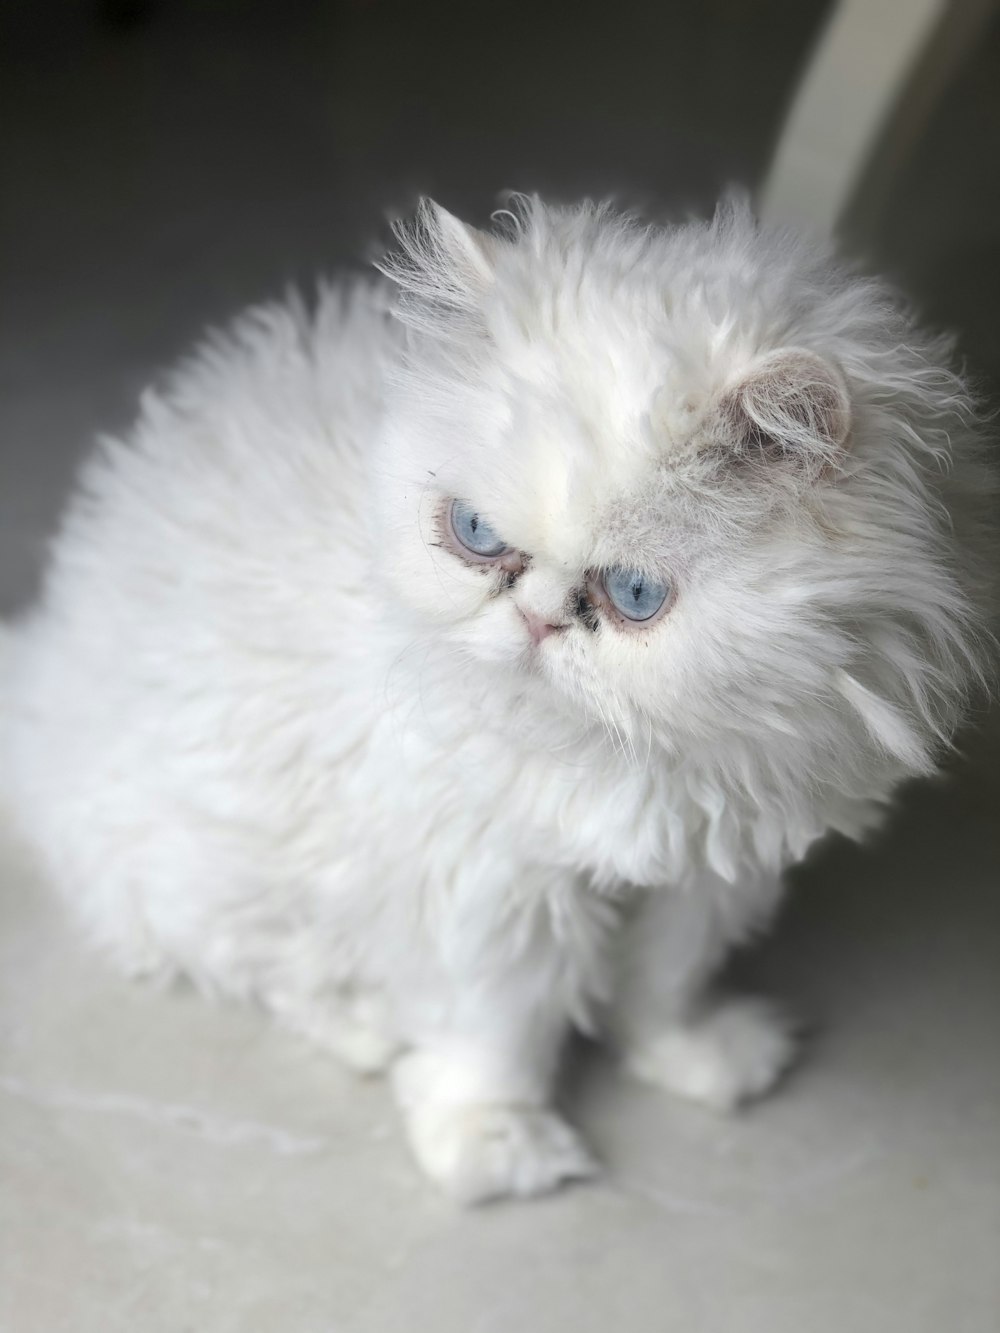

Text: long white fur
xmin=0 ymin=196 xmax=994 ymax=1202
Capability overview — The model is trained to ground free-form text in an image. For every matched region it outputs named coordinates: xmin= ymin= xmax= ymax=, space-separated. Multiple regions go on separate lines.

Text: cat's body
xmin=1 ymin=198 xmax=993 ymax=1201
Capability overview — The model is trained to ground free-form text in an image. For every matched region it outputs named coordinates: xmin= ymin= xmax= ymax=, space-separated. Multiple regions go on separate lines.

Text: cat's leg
xmin=610 ymin=874 xmax=796 ymax=1112
xmin=391 ymin=886 xmax=608 ymax=1204
xmin=394 ymin=1006 xmax=596 ymax=1205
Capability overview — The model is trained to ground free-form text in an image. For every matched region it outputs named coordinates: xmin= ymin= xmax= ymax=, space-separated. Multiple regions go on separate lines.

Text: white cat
xmin=0 ymin=196 xmax=993 ymax=1202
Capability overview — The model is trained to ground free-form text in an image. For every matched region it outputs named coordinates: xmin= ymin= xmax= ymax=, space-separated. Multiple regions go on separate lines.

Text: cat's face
xmin=374 ymin=198 xmax=967 ymax=769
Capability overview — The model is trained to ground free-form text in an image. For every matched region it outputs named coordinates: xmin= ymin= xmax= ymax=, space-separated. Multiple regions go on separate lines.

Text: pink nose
xmin=519 ymin=609 xmax=566 ymax=645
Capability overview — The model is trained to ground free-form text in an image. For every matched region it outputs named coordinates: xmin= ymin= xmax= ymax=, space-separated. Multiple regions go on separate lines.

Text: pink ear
xmin=718 ymin=349 xmax=851 ymax=474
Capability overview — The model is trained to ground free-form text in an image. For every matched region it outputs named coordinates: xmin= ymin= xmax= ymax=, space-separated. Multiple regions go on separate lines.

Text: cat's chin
xmin=466 ymin=635 xmax=652 ymax=756
xmin=447 ymin=601 xmax=548 ymax=669
xmin=444 ymin=621 xmax=596 ymax=722
xmin=449 ymin=626 xmax=536 ymax=667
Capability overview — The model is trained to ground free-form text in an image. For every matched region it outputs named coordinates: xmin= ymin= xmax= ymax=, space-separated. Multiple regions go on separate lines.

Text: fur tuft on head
xmin=377 ymin=199 xmax=499 ymax=335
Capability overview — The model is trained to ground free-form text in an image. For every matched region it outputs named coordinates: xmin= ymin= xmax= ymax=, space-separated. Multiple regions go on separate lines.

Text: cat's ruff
xmin=0 ymin=196 xmax=993 ymax=1202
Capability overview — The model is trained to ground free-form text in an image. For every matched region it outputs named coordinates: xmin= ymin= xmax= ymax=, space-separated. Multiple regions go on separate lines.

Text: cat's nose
xmin=518 ymin=608 xmax=567 ymax=645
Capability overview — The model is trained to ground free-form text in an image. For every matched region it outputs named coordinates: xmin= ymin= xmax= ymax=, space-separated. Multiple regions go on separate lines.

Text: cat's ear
xmin=422 ymin=201 xmax=499 ymax=287
xmin=715 ymin=349 xmax=851 ymax=476
xmin=378 ymin=199 xmax=499 ymax=329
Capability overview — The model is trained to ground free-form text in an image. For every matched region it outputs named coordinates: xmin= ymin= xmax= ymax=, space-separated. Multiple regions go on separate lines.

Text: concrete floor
xmin=1 ymin=4 xmax=998 ymax=1330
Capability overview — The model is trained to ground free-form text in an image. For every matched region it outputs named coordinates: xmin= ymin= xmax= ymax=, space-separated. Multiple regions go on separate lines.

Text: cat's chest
xmin=359 ymin=664 xmax=766 ymax=890
xmin=435 ymin=725 xmax=719 ymax=890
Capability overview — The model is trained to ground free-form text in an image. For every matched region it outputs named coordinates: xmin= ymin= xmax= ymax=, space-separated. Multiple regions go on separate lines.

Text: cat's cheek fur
xmin=376 ymin=484 xmax=482 ymax=626
xmin=450 ymin=599 xmax=532 ymax=665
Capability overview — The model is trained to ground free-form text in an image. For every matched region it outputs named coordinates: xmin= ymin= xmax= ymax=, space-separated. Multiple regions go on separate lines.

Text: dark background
xmin=3 ymin=0 xmax=1000 ymax=612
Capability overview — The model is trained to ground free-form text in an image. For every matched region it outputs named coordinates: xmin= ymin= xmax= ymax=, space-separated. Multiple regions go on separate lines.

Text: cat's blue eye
xmin=602 ymin=567 xmax=670 ymax=622
xmin=449 ymin=499 xmax=509 ymax=559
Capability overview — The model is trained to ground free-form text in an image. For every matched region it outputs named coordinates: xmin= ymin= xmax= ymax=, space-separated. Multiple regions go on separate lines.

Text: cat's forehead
xmin=485 ymin=250 xmax=780 ymax=469
xmin=462 ymin=303 xmax=738 ymax=558
xmin=495 ymin=272 xmax=721 ymax=415
xmin=448 ymin=371 xmax=700 ymax=571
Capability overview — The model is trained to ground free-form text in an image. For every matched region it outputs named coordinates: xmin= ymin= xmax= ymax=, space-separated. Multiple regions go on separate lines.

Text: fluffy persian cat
xmin=1 ymin=196 xmax=994 ymax=1202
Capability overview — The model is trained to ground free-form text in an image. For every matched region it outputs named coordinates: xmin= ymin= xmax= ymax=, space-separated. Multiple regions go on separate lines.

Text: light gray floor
xmin=1 ymin=5 xmax=998 ymax=1331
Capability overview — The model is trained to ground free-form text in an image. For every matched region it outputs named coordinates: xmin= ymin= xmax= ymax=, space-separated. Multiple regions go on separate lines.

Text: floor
xmin=1 ymin=4 xmax=998 ymax=1331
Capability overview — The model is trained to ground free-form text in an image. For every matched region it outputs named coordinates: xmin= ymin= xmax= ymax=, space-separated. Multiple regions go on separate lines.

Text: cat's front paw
xmin=403 ymin=1100 xmax=598 ymax=1205
xmin=625 ymin=997 xmax=796 ymax=1112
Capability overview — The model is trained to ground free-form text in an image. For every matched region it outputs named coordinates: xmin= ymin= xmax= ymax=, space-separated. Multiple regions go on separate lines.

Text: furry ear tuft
xmin=718 ymin=350 xmax=851 ymax=474
xmin=427 ymin=202 xmax=498 ymax=285
xmin=377 ymin=199 xmax=499 ymax=333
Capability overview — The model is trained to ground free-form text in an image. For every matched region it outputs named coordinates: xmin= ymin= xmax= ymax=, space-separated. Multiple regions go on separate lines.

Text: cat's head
xmin=374 ymin=195 xmax=991 ymax=786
